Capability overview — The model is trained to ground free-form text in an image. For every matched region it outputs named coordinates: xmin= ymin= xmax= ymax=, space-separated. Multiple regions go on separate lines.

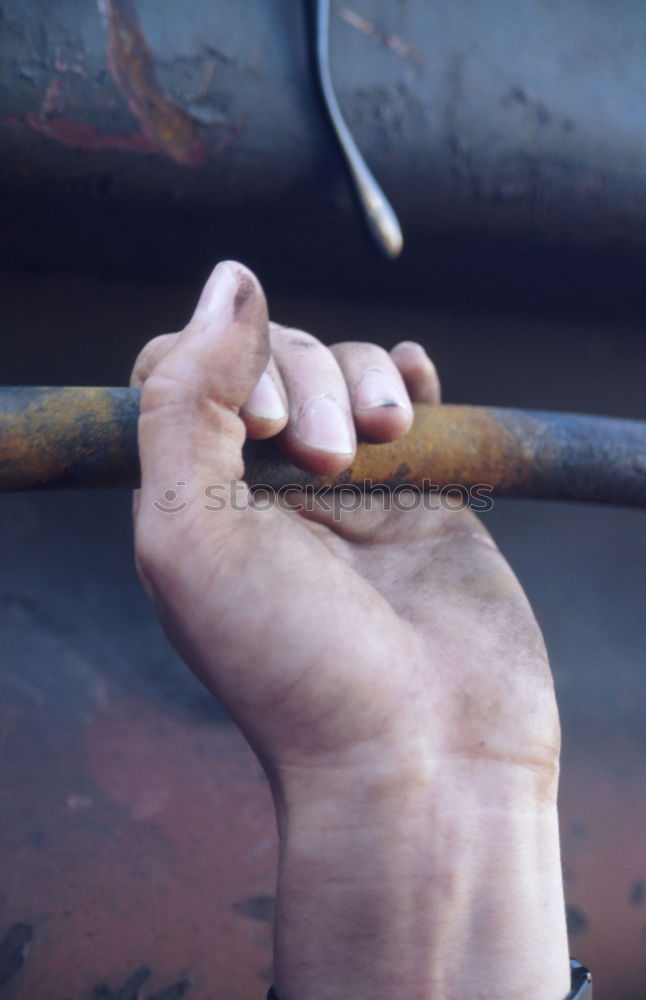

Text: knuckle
xmin=130 ymin=334 xmax=177 ymax=388
xmin=138 ymin=368 xmax=196 ymax=415
xmin=280 ymin=326 xmax=321 ymax=350
xmin=133 ymin=332 xmax=175 ymax=367
xmin=329 ymin=339 xmax=366 ymax=352
xmin=331 ymin=340 xmax=389 ymax=360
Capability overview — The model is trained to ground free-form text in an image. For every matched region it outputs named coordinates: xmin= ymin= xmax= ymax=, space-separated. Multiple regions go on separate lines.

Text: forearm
xmin=272 ymin=756 xmax=570 ymax=1000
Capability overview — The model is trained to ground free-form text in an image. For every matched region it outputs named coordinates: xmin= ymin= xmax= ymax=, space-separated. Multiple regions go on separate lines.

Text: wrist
xmin=272 ymin=753 xmax=570 ymax=1000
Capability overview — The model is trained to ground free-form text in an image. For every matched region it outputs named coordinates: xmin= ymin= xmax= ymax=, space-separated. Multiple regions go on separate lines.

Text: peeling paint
xmin=6 ymin=111 xmax=160 ymax=153
xmin=4 ymin=1 xmax=214 ymax=163
xmin=98 ymin=0 xmax=206 ymax=165
xmin=339 ymin=6 xmax=421 ymax=63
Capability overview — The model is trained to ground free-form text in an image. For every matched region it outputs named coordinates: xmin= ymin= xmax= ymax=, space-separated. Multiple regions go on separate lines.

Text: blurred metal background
xmin=1 ymin=3 xmax=645 ymax=999
xmin=3 ymin=0 xmax=646 ymax=310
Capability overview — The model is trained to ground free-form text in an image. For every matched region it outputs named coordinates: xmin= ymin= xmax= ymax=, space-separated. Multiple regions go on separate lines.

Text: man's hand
xmin=131 ymin=261 xmax=570 ymax=1000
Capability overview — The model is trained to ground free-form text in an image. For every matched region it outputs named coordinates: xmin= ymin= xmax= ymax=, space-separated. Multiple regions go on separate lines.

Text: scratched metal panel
xmin=2 ymin=0 xmax=646 ymax=224
xmin=3 ymin=1 xmax=646 ymax=311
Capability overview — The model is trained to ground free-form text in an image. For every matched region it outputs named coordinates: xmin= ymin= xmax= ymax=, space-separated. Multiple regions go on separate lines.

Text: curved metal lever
xmin=313 ymin=0 xmax=404 ymax=258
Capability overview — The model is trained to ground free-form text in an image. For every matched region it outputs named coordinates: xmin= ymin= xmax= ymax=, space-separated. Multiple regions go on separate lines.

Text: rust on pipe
xmin=0 ymin=387 xmax=645 ymax=507
xmin=98 ymin=0 xmax=207 ymax=165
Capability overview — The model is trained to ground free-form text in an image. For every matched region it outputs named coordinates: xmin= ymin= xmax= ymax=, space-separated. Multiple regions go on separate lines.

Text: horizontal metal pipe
xmin=0 ymin=387 xmax=645 ymax=507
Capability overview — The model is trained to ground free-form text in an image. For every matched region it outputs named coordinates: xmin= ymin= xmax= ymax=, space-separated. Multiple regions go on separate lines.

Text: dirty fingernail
xmin=298 ymin=396 xmax=354 ymax=454
xmin=355 ymin=368 xmax=409 ymax=410
xmin=245 ymin=372 xmax=286 ymax=421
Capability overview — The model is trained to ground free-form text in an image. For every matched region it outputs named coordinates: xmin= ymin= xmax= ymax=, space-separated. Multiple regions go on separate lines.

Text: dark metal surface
xmin=2 ymin=0 xmax=645 ymax=236
xmin=1 ymin=386 xmax=645 ymax=506
xmin=4 ymin=1 xmax=646 ymax=310
xmin=0 ymin=387 xmax=141 ymax=491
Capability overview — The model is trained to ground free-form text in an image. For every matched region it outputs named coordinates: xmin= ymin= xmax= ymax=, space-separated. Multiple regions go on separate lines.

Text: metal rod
xmin=0 ymin=387 xmax=645 ymax=506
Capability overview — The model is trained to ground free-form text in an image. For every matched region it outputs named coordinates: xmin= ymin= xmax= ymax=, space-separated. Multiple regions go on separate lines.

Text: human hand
xmin=131 ymin=261 xmax=570 ymax=1000
xmin=131 ymin=261 xmax=556 ymax=782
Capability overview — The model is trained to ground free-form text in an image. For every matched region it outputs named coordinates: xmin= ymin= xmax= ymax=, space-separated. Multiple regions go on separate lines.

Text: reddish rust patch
xmin=0 ymin=685 xmax=277 ymax=998
xmin=101 ymin=0 xmax=206 ymax=165
xmin=7 ymin=112 xmax=160 ymax=154
xmin=5 ymin=111 xmax=243 ymax=160
xmin=4 ymin=0 xmax=222 ymax=165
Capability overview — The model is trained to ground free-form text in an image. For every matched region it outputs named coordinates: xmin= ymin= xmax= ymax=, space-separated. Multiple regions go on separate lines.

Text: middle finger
xmin=270 ymin=323 xmax=356 ymax=476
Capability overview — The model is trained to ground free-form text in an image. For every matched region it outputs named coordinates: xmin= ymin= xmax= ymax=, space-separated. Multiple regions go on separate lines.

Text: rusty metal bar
xmin=0 ymin=387 xmax=645 ymax=506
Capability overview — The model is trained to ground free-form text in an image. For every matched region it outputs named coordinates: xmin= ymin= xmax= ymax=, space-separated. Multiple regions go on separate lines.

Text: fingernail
xmin=298 ymin=396 xmax=354 ymax=454
xmin=245 ymin=372 xmax=286 ymax=421
xmin=355 ymin=368 xmax=408 ymax=410
xmin=193 ymin=261 xmax=239 ymax=319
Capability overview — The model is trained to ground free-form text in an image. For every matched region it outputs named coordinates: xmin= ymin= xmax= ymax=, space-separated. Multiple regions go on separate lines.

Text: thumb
xmin=136 ymin=260 xmax=270 ymax=516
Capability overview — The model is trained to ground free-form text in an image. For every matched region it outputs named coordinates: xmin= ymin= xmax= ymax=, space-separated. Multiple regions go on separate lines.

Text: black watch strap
xmin=267 ymin=960 xmax=593 ymax=1000
xmin=566 ymin=958 xmax=593 ymax=999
